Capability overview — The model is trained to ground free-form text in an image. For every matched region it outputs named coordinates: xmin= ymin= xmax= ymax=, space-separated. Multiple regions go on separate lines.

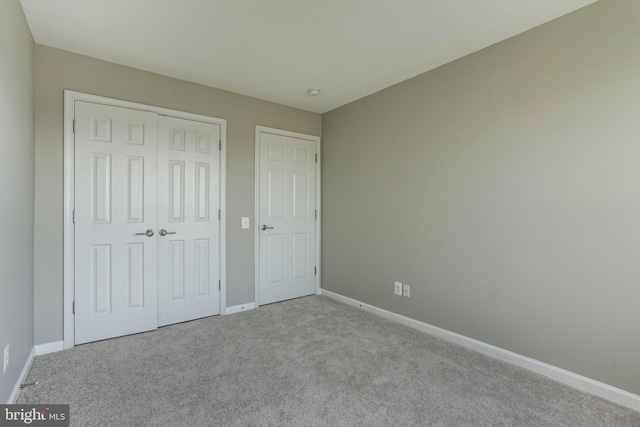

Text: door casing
xmin=63 ymin=90 xmax=227 ymax=349
xmin=254 ymin=126 xmax=321 ymax=307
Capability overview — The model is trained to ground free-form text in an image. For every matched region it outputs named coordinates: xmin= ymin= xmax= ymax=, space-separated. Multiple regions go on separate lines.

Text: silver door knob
xmin=134 ymin=229 xmax=154 ymax=237
xmin=159 ymin=229 xmax=177 ymax=236
xmin=261 ymin=225 xmax=275 ymax=230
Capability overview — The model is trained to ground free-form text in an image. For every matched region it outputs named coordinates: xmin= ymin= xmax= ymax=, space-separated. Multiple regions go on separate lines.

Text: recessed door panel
xmin=293 ymin=172 xmax=309 ymax=219
xmin=92 ymin=118 xmax=112 ymax=142
xmin=195 ymin=239 xmax=210 ymax=297
xmin=128 ymin=123 xmax=144 ymax=145
xmin=268 ymin=144 xmax=286 ymax=161
xmin=169 ymin=161 xmax=185 ymax=222
xmin=267 ymin=235 xmax=285 ymax=283
xmin=169 ymin=240 xmax=185 ymax=301
xmin=292 ymin=233 xmax=308 ymax=280
xmin=293 ymin=147 xmax=310 ymax=164
xmin=196 ymin=133 xmax=211 ymax=153
xmin=92 ymin=153 xmax=111 ymax=224
xmin=126 ymin=243 xmax=144 ymax=309
xmin=170 ymin=129 xmax=185 ymax=151
xmin=195 ymin=163 xmax=210 ymax=221
xmin=91 ymin=244 xmax=112 ymax=314
xmin=268 ymin=170 xmax=285 ymax=219
xmin=127 ymin=156 xmax=144 ymax=223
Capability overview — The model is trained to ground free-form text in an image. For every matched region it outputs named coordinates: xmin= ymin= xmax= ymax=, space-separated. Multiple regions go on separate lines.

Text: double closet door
xmin=74 ymin=101 xmax=221 ymax=344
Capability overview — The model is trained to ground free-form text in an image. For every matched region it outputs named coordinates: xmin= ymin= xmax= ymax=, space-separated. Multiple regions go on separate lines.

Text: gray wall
xmin=0 ymin=0 xmax=35 ymax=403
xmin=322 ymin=0 xmax=640 ymax=395
xmin=34 ymin=46 xmax=321 ymax=345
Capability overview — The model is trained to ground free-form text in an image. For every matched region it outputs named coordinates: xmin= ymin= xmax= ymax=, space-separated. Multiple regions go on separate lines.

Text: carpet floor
xmin=18 ymin=295 xmax=640 ymax=426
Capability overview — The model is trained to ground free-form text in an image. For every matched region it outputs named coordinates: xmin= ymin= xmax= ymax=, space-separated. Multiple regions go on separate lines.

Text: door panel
xmin=157 ymin=116 xmax=221 ymax=326
xmin=126 ymin=156 xmax=145 ymax=222
xmin=258 ymin=131 xmax=317 ymax=305
xmin=74 ymin=101 xmax=158 ymax=344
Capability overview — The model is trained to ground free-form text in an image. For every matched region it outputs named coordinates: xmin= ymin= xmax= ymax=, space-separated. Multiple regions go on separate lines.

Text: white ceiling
xmin=20 ymin=0 xmax=597 ymax=113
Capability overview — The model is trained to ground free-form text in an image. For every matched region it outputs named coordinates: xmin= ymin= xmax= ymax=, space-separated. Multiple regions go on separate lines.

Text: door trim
xmin=254 ymin=126 xmax=321 ymax=307
xmin=63 ymin=90 xmax=228 ymax=349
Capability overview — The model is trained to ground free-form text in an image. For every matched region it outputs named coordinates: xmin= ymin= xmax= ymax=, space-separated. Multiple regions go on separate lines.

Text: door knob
xmin=134 ymin=229 xmax=154 ymax=237
xmin=159 ymin=229 xmax=177 ymax=237
xmin=261 ymin=224 xmax=275 ymax=231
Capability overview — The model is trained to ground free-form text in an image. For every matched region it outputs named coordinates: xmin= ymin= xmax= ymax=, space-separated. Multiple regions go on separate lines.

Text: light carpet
xmin=18 ymin=295 xmax=640 ymax=426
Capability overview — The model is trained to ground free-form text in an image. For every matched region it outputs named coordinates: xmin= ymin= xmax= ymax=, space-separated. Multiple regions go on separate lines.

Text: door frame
xmin=63 ymin=90 xmax=228 ymax=349
xmin=254 ymin=126 xmax=321 ymax=307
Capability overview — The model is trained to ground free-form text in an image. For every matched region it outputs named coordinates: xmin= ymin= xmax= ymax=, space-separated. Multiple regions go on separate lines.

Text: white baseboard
xmin=7 ymin=347 xmax=36 ymax=404
xmin=320 ymin=289 xmax=640 ymax=413
xmin=6 ymin=341 xmax=64 ymax=403
xmin=35 ymin=341 xmax=64 ymax=356
xmin=225 ymin=302 xmax=256 ymax=315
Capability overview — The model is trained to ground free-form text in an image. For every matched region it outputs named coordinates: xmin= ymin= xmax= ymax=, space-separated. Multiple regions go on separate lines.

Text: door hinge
xmin=218 ymin=280 xmax=221 ymax=291
xmin=72 ymin=119 xmax=76 ymax=133
xmin=219 ymin=139 xmax=222 ymax=151
xmin=72 ymin=209 xmax=76 ymax=224
xmin=315 ymin=209 xmax=317 ymax=219
xmin=314 ymin=266 xmax=317 ymax=276
xmin=72 ymin=301 xmax=75 ymax=315
xmin=315 ymin=153 xmax=318 ymax=163
xmin=218 ymin=209 xmax=221 ymax=220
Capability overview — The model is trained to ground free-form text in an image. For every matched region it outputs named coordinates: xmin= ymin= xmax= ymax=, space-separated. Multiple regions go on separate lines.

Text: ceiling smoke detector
xmin=307 ymin=88 xmax=321 ymax=96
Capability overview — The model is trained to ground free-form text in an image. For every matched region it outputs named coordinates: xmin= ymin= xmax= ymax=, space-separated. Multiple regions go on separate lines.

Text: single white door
xmin=74 ymin=101 xmax=158 ymax=344
xmin=258 ymin=129 xmax=318 ymax=305
xmin=157 ymin=116 xmax=221 ymax=326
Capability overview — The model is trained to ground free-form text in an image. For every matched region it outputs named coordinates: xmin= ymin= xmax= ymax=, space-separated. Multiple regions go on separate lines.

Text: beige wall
xmin=0 ymin=0 xmax=35 ymax=403
xmin=322 ymin=0 xmax=640 ymax=394
xmin=34 ymin=46 xmax=321 ymax=345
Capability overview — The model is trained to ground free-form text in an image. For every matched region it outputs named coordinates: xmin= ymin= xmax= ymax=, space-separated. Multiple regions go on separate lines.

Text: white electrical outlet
xmin=402 ymin=283 xmax=411 ymax=298
xmin=394 ymin=281 xmax=403 ymax=296
xmin=3 ymin=344 xmax=8 ymax=373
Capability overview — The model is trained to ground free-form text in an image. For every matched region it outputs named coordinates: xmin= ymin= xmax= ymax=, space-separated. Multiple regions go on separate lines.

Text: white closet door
xmin=74 ymin=101 xmax=158 ymax=344
xmin=157 ymin=116 xmax=221 ymax=326
xmin=258 ymin=130 xmax=317 ymax=305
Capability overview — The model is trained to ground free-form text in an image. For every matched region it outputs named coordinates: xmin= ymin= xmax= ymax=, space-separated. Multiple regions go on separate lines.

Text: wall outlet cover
xmin=402 ymin=283 xmax=411 ymax=298
xmin=394 ymin=281 xmax=403 ymax=296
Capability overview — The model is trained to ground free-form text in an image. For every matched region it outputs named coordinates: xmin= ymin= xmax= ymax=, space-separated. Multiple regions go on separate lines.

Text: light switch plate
xmin=241 ymin=217 xmax=250 ymax=229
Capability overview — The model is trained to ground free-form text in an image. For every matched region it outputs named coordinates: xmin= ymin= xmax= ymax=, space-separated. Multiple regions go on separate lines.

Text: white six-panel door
xmin=258 ymin=129 xmax=317 ymax=305
xmin=74 ymin=101 xmax=159 ymax=344
xmin=74 ymin=100 xmax=222 ymax=344
xmin=157 ymin=116 xmax=221 ymax=326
